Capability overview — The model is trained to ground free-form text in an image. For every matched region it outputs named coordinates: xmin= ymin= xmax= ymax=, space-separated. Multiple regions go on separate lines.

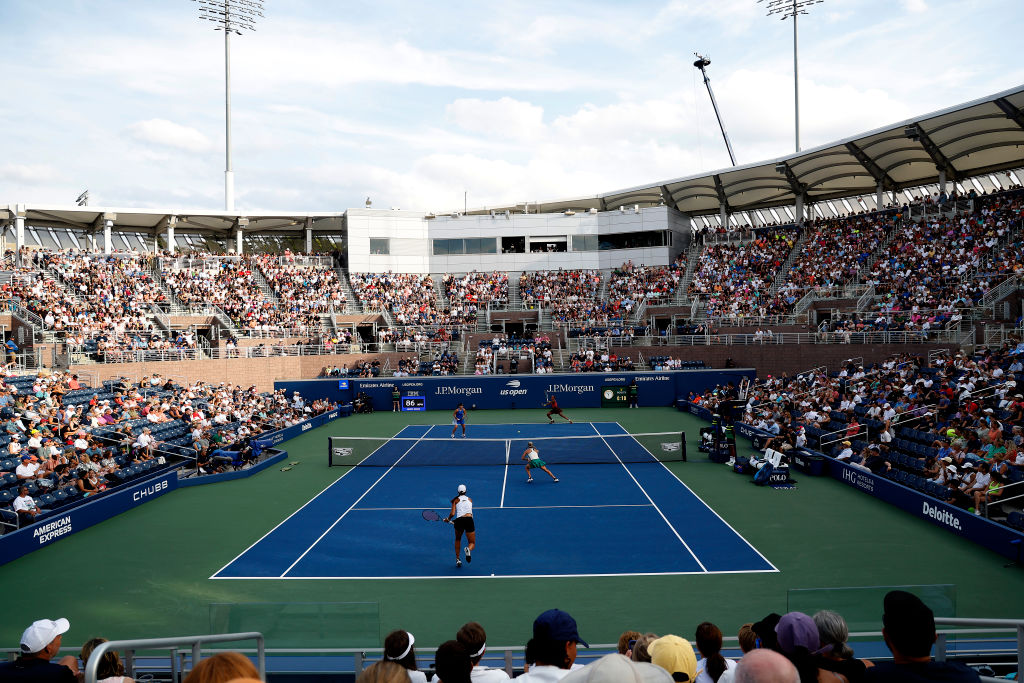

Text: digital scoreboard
xmin=401 ymin=395 xmax=426 ymax=412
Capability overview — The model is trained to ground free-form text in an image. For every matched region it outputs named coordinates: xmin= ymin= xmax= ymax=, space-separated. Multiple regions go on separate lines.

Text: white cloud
xmin=903 ymin=0 xmax=929 ymax=12
xmin=446 ymin=98 xmax=546 ymax=141
xmin=128 ymin=119 xmax=211 ymax=153
xmin=0 ymin=163 xmax=59 ymax=185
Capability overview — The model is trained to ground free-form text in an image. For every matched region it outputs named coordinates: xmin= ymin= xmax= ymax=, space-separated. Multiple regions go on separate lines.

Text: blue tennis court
xmin=212 ymin=422 xmax=776 ymax=579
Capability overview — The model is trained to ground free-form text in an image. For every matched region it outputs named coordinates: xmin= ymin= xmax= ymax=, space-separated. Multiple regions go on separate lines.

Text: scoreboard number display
xmin=401 ymin=396 xmax=426 ymax=412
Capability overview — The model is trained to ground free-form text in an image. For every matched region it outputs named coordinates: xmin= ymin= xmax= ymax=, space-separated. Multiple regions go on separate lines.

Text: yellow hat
xmin=649 ymin=635 xmax=696 ymax=682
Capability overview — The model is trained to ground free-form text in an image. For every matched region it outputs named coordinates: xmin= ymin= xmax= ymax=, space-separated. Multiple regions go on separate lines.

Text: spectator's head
xmin=812 ymin=610 xmax=854 ymax=659
xmin=455 ymin=622 xmax=487 ymax=665
xmin=80 ymin=638 xmax=126 ymax=679
xmin=561 ymin=653 xmax=672 ymax=683
xmin=433 ymin=640 xmax=471 ymax=683
xmin=648 ymin=635 xmax=697 ymax=682
xmin=531 ymin=609 xmax=588 ymax=669
xmin=737 ymin=623 xmax=758 ymax=654
xmin=751 ymin=613 xmax=782 ymax=651
xmin=355 ymin=661 xmax=410 ymax=683
xmin=881 ymin=590 xmax=936 ymax=661
xmin=618 ymin=630 xmax=642 ymax=656
xmin=183 ymin=652 xmax=259 ymax=683
xmin=384 ymin=630 xmax=420 ymax=672
xmin=630 ymin=633 xmax=659 ymax=663
xmin=734 ymin=649 xmax=799 ymax=683
xmin=774 ymin=612 xmax=819 ymax=657
xmin=694 ymin=622 xmax=728 ymax=682
xmin=19 ymin=618 xmax=70 ymax=659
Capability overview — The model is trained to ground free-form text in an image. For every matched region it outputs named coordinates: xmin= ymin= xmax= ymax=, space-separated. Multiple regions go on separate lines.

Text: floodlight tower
xmin=194 ymin=0 xmax=264 ymax=212
xmin=758 ymin=0 xmax=824 ymax=153
xmin=693 ymin=54 xmax=737 ymax=166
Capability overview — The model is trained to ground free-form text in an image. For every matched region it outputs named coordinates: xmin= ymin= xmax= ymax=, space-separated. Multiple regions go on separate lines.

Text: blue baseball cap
xmin=534 ymin=609 xmax=589 ymax=647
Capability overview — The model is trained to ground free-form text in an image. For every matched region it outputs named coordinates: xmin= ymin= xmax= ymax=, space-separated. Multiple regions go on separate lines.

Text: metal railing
xmin=84 ymin=632 xmax=265 ymax=683
xmin=933 ymin=617 xmax=1024 ymax=681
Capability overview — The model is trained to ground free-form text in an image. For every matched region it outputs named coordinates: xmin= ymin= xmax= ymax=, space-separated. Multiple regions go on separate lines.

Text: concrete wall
xmin=346 ymin=206 xmax=690 ymax=273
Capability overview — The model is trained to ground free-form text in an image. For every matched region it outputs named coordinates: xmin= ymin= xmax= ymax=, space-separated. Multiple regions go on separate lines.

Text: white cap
xmin=457 ymin=484 xmax=467 ymax=493
xmin=20 ymin=618 xmax=70 ymax=653
xmin=561 ymin=654 xmax=672 ymax=683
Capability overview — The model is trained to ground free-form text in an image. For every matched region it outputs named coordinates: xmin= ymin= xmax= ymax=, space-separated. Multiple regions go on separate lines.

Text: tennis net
xmin=327 ymin=431 xmax=685 ymax=467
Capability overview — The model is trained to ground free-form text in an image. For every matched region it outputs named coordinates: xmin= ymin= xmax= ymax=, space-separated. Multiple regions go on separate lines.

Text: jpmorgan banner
xmin=277 ymin=369 xmax=755 ymax=412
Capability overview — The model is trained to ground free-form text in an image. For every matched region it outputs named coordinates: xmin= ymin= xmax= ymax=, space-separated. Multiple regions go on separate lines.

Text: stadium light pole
xmin=692 ymin=54 xmax=737 ymax=166
xmin=758 ymin=0 xmax=823 ymax=153
xmin=194 ymin=0 xmax=264 ymax=212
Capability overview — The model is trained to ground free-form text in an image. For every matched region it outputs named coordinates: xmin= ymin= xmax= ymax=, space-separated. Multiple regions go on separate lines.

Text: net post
xmin=327 ymin=436 xmax=334 ymax=467
xmin=680 ymin=431 xmax=687 ymax=462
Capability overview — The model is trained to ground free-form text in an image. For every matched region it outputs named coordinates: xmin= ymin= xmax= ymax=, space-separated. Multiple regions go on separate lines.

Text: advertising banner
xmin=1 ymin=471 xmax=178 ymax=566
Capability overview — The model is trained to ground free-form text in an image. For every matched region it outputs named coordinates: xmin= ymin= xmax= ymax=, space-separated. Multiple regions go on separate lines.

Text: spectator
xmin=773 ymin=612 xmax=845 ymax=682
xmin=358 ymin=662 xmax=412 ymax=683
xmin=80 ymin=637 xmax=134 ymax=683
xmin=694 ymin=622 xmax=735 ymax=683
xmin=560 ymin=653 xmax=672 ymax=682
xmin=0 ymin=617 xmax=77 ymax=683
xmin=453 ymin=622 xmax=509 ymax=682
xmin=718 ymin=624 xmax=758 ymax=683
xmin=733 ymin=649 xmax=798 ymax=683
xmin=648 ymin=635 xmax=697 ymax=683
xmin=433 ymin=641 xmax=471 ymax=683
xmin=13 ymin=485 xmax=45 ymax=527
xmin=866 ymin=591 xmax=980 ymax=682
xmin=384 ymin=630 xmax=428 ymax=683
xmin=812 ymin=611 xmax=871 ymax=682
xmin=618 ymin=631 xmax=643 ymax=657
xmin=630 ymin=634 xmax=660 ymax=664
xmin=182 ymin=652 xmax=260 ymax=683
xmin=517 ymin=609 xmax=589 ymax=682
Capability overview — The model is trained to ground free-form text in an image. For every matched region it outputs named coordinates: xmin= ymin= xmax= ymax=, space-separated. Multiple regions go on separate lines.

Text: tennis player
xmin=544 ymin=395 xmax=572 ymax=424
xmin=451 ymin=403 xmax=467 ymax=438
xmin=521 ymin=442 xmax=559 ymax=483
xmin=444 ymin=483 xmax=474 ymax=567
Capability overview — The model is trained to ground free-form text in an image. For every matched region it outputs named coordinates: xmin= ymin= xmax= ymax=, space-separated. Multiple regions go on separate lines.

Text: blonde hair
xmin=356 ymin=661 xmax=411 ymax=683
xmin=80 ymin=638 xmax=125 ymax=679
xmin=183 ymin=652 xmax=260 ymax=683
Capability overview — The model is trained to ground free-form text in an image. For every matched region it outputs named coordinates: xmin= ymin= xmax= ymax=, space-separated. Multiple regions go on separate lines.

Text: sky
xmin=1 ymin=0 xmax=1022 ymax=214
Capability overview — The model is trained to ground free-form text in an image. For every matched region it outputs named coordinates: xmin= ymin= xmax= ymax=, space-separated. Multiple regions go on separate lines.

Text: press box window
xmin=369 ymin=238 xmax=390 ymax=255
xmin=572 ymin=235 xmax=598 ymax=251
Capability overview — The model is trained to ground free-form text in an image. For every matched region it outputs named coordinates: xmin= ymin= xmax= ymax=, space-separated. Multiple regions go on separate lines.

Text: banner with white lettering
xmin=276 ymin=370 xmax=755 ymax=412
xmin=1 ymin=471 xmax=178 ymax=566
xmin=826 ymin=456 xmax=1024 ymax=560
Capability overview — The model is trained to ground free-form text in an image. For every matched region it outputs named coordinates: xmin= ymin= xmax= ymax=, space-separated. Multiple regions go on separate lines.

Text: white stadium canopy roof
xmin=468 ymin=84 xmax=1024 ymax=219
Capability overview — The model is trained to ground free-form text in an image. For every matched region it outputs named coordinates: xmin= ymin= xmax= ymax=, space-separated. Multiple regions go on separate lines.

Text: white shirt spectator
xmin=514 ymin=665 xmax=571 ymax=682
xmin=13 ymin=493 xmax=37 ymax=513
xmin=15 ymin=461 xmax=39 ymax=478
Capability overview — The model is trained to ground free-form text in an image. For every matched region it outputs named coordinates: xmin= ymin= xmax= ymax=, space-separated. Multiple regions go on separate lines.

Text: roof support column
xmin=876 ymin=182 xmax=884 ymax=212
xmin=166 ymin=218 xmax=176 ymax=255
xmin=12 ymin=205 xmax=25 ymax=254
xmin=234 ymin=217 xmax=248 ymax=255
xmin=795 ymin=194 xmax=805 ymax=226
xmin=305 ymin=217 xmax=313 ymax=253
xmin=720 ymin=204 xmax=728 ymax=232
xmin=102 ymin=214 xmax=116 ymax=255
xmin=938 ymin=168 xmax=947 ymax=195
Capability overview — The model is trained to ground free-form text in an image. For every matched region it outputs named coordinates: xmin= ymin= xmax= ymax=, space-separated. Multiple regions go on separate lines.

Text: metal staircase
xmin=770 ymin=229 xmax=810 ymax=294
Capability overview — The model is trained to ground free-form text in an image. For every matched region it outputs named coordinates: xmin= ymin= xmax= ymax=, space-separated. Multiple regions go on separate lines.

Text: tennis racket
xmin=422 ymin=509 xmax=451 ymax=524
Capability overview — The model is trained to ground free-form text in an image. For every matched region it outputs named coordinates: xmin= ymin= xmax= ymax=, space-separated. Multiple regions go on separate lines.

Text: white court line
xmin=278 ymin=431 xmax=430 ymax=578
xmin=500 ymin=439 xmax=510 ymax=508
xmin=212 ymin=568 xmax=778 ymax=581
xmin=589 ymin=423 xmax=708 ymax=572
xmin=209 ymin=424 xmax=427 ymax=579
xmin=611 ymin=421 xmax=779 ymax=573
xmin=353 ymin=504 xmax=653 ymax=511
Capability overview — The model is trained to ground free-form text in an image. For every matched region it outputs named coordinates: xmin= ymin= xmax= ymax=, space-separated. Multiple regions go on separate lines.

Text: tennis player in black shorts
xmin=444 ymin=484 xmax=475 ymax=567
xmin=544 ymin=395 xmax=572 ymax=424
